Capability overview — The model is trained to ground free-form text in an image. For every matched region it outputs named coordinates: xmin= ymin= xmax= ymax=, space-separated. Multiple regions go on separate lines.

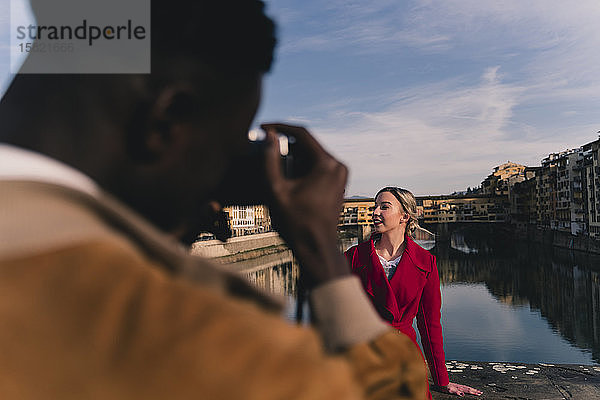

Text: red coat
xmin=345 ymin=235 xmax=449 ymax=387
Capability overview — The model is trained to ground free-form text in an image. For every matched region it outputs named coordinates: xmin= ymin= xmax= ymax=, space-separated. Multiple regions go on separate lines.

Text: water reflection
xmin=246 ymin=260 xmax=302 ymax=322
xmin=450 ymin=232 xmax=478 ymax=254
xmin=245 ymin=232 xmax=600 ymax=365
xmin=433 ymin=232 xmax=600 ymax=365
xmin=246 ymin=260 xmax=299 ymax=297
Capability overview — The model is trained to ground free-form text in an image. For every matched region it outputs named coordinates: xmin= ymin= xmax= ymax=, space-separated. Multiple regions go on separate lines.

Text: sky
xmin=2 ymin=0 xmax=600 ymax=196
xmin=254 ymin=0 xmax=600 ymax=196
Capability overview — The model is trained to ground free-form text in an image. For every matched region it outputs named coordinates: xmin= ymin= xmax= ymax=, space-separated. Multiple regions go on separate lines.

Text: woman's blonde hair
xmin=375 ymin=186 xmax=434 ymax=238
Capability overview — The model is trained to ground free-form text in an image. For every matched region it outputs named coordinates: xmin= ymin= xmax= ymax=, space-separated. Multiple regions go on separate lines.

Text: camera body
xmin=213 ymin=130 xmax=304 ymax=207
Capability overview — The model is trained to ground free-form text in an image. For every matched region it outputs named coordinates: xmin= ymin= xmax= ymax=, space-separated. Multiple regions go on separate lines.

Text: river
xmin=247 ymin=232 xmax=600 ymax=366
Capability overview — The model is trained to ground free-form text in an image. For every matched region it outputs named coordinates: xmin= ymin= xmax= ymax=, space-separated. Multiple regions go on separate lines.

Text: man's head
xmin=0 ymin=0 xmax=277 ymax=243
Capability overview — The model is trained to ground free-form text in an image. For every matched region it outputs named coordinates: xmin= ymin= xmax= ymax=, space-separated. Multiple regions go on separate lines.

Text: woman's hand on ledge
xmin=443 ymin=382 xmax=483 ymax=397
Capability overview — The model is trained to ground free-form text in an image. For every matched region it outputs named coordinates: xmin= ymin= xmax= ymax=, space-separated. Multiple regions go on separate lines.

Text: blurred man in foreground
xmin=0 ymin=0 xmax=427 ymax=398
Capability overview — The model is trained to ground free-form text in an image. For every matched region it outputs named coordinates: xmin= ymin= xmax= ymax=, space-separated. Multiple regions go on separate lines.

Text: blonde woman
xmin=345 ymin=187 xmax=482 ymax=397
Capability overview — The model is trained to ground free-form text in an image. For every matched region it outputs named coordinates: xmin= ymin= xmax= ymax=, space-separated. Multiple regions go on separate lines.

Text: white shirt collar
xmin=0 ymin=144 xmax=100 ymax=197
xmin=377 ymin=253 xmax=402 ymax=266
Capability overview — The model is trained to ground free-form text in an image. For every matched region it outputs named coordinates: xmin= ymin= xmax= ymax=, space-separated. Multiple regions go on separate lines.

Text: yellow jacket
xmin=0 ymin=178 xmax=427 ymax=400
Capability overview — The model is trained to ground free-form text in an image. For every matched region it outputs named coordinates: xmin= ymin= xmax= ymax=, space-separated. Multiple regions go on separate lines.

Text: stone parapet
xmin=432 ymin=361 xmax=600 ymax=399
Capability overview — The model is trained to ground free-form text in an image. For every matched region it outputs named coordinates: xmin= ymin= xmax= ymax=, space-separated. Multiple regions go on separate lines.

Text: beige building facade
xmin=481 ymin=162 xmax=527 ymax=196
xmin=223 ymin=205 xmax=271 ymax=237
xmin=418 ymin=195 xmax=508 ymax=224
xmin=338 ymin=198 xmax=375 ymax=227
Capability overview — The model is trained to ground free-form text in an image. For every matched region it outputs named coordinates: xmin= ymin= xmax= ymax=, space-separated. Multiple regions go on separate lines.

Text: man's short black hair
xmin=26 ymin=0 xmax=277 ymax=75
xmin=152 ymin=0 xmax=277 ymax=76
xmin=1 ymin=0 xmax=276 ymax=147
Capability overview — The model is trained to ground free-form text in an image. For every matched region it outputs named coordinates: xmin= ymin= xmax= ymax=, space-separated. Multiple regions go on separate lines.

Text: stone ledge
xmin=191 ymin=232 xmax=284 ymax=258
xmin=431 ymin=361 xmax=600 ymax=399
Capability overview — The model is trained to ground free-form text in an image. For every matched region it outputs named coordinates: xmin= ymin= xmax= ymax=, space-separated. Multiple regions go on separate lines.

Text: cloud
xmin=263 ymin=0 xmax=600 ymax=196
xmin=283 ymin=115 xmax=314 ymax=125
xmin=276 ymin=1 xmax=452 ymax=55
xmin=407 ymin=0 xmax=600 ymax=93
xmin=275 ymin=0 xmax=600 ymax=94
xmin=309 ymin=66 xmax=595 ymax=196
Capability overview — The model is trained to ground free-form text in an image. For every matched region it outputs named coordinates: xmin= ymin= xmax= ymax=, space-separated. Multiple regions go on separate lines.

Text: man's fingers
xmin=261 ymin=122 xmax=346 ymax=184
xmin=333 ymin=161 xmax=349 ymax=187
xmin=262 ymin=128 xmax=286 ymax=191
xmin=260 ymin=122 xmax=332 ymax=160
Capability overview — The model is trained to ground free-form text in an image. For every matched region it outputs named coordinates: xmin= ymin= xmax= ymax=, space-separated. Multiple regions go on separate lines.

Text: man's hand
xmin=261 ymin=123 xmax=350 ymax=288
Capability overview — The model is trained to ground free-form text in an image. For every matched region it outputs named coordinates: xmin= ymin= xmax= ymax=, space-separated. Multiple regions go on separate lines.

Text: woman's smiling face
xmin=372 ymin=191 xmax=408 ymax=234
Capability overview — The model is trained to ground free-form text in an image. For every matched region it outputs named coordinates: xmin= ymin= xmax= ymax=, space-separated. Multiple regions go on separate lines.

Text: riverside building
xmin=223 ymin=205 xmax=271 ymax=237
xmin=418 ymin=195 xmax=507 ymax=224
xmin=331 ymin=134 xmax=600 ymax=245
xmin=583 ymin=138 xmax=600 ymax=239
xmin=481 ymin=162 xmax=527 ymax=197
xmin=338 ymin=197 xmax=375 ymax=227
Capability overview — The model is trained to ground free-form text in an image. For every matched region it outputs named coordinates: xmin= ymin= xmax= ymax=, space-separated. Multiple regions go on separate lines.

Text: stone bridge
xmin=339 ymin=222 xmax=513 ymax=243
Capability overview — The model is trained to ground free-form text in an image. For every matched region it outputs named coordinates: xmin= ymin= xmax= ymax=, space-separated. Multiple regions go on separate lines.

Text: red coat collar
xmin=351 ymin=234 xmax=432 ymax=323
xmin=365 ymin=233 xmax=432 ymax=273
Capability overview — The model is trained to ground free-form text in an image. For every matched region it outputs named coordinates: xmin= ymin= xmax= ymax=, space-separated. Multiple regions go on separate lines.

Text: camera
xmin=248 ymin=129 xmax=298 ymax=179
xmin=213 ymin=128 xmax=306 ymax=207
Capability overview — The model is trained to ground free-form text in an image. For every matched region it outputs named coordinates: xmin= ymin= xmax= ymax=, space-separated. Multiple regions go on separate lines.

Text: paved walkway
xmin=431 ymin=361 xmax=600 ymax=399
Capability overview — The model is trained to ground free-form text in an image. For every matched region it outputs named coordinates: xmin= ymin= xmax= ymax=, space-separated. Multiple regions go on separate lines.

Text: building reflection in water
xmin=435 ymin=231 xmax=600 ymax=364
xmin=245 ymin=259 xmax=302 ymax=321
xmin=246 ymin=260 xmax=299 ymax=298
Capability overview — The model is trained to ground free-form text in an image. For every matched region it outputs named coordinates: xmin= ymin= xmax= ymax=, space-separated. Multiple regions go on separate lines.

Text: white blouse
xmin=377 ymin=253 xmax=402 ymax=280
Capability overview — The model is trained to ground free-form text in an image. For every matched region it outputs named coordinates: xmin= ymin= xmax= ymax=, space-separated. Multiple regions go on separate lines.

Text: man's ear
xmin=125 ymin=85 xmax=201 ymax=163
